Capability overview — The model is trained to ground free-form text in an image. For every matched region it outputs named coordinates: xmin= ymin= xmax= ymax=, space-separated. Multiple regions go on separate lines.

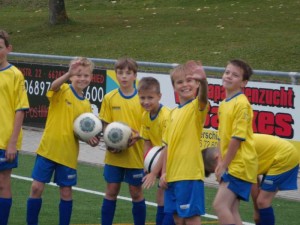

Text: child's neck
xmin=0 ymin=61 xmax=9 ymax=70
xmin=150 ymin=104 xmax=161 ymax=117
xmin=179 ymin=96 xmax=194 ymax=106
xmin=226 ymin=89 xmax=242 ymax=99
xmin=120 ymin=86 xmax=135 ymax=96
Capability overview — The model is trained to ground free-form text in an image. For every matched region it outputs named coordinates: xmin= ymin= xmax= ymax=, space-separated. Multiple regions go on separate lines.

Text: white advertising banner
xmin=137 ymin=72 xmax=300 ymax=149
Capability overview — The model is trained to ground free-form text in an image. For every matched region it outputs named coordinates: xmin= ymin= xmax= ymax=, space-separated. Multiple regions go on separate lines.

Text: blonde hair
xmin=170 ymin=64 xmax=187 ymax=86
xmin=70 ymin=57 xmax=95 ymax=74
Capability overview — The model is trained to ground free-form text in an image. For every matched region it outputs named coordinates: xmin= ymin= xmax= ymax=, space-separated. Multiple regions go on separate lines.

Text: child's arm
xmin=215 ymin=138 xmax=241 ymax=182
xmin=186 ymin=60 xmax=208 ymax=110
xmin=143 ymin=147 xmax=166 ymax=189
xmin=143 ymin=140 xmax=153 ymax=155
xmin=50 ymin=59 xmax=82 ymax=91
xmin=159 ymin=146 xmax=168 ymax=189
xmin=6 ymin=110 xmax=25 ymax=162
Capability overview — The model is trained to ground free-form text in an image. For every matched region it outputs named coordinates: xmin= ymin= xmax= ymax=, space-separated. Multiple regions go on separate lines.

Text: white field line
xmin=12 ymin=174 xmax=254 ymax=225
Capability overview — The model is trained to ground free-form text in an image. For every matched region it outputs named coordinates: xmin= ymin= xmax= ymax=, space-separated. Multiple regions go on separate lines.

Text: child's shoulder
xmin=104 ymin=88 xmax=119 ymax=98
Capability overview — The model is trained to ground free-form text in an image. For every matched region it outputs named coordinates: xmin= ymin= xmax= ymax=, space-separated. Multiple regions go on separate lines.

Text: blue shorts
xmin=261 ymin=165 xmax=299 ymax=192
xmin=164 ymin=180 xmax=205 ymax=218
xmin=0 ymin=149 xmax=18 ymax=171
xmin=32 ymin=155 xmax=77 ymax=186
xmin=222 ymin=172 xmax=252 ymax=201
xmin=103 ymin=164 xmax=144 ymax=186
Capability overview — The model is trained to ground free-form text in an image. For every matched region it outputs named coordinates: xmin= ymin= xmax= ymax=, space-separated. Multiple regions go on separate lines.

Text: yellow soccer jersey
xmin=0 ymin=65 xmax=29 ymax=150
xmin=218 ymin=93 xmax=257 ymax=183
xmin=140 ymin=105 xmax=170 ymax=147
xmin=164 ymin=98 xmax=208 ymax=182
xmin=99 ymin=88 xmax=144 ymax=168
xmin=36 ymin=83 xmax=91 ymax=169
xmin=254 ymin=133 xmax=300 ymax=175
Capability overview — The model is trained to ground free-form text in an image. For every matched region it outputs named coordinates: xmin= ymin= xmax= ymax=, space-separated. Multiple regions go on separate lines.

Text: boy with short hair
xmin=99 ymin=57 xmax=146 ymax=225
xmin=202 ymin=133 xmax=300 ymax=225
xmin=159 ymin=60 xmax=208 ymax=225
xmin=213 ymin=59 xmax=258 ymax=225
xmin=26 ymin=57 xmax=99 ymax=225
xmin=137 ymin=77 xmax=174 ymax=225
xmin=0 ymin=29 xmax=29 ymax=225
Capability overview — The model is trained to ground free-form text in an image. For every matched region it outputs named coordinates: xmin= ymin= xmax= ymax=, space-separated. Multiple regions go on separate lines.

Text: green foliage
xmin=0 ymin=0 xmax=299 ymax=71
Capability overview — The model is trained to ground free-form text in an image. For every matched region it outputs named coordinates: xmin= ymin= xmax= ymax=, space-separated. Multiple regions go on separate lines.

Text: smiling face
xmin=171 ymin=66 xmax=199 ymax=105
xmin=222 ymin=63 xmax=248 ymax=98
xmin=70 ymin=65 xmax=93 ymax=95
xmin=138 ymin=88 xmax=161 ymax=115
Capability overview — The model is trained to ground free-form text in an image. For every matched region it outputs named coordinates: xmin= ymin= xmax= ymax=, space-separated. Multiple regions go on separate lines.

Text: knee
xmin=60 ymin=186 xmax=72 ymax=200
xmin=30 ymin=182 xmax=44 ymax=198
xmin=213 ymin=199 xmax=222 ymax=213
xmin=256 ymin=197 xmax=270 ymax=209
xmin=129 ymin=187 xmax=143 ymax=201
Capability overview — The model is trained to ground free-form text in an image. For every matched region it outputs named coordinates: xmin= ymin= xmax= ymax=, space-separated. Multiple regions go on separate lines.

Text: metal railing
xmin=9 ymin=52 xmax=300 ymax=84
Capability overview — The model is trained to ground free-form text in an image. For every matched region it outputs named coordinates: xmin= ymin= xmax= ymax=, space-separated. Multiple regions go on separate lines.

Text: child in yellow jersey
xmin=137 ymin=77 xmax=174 ymax=225
xmin=202 ymin=133 xmax=299 ymax=225
xmin=0 ymin=29 xmax=29 ymax=225
xmin=213 ymin=59 xmax=258 ymax=225
xmin=26 ymin=57 xmax=99 ymax=225
xmin=99 ymin=57 xmax=146 ymax=225
xmin=251 ymin=134 xmax=299 ymax=225
xmin=159 ymin=60 xmax=208 ymax=225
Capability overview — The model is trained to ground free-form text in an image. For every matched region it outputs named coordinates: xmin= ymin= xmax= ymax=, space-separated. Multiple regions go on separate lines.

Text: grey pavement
xmin=21 ymin=126 xmax=300 ymax=202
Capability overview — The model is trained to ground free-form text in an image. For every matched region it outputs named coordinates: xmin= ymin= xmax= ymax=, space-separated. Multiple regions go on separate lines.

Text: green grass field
xmin=9 ymin=153 xmax=300 ymax=225
xmin=1 ymin=0 xmax=299 ymax=73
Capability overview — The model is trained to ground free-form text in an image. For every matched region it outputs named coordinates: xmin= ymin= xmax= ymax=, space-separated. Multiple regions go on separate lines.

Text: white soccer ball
xmin=73 ymin=113 xmax=102 ymax=142
xmin=144 ymin=146 xmax=164 ymax=173
xmin=103 ymin=122 xmax=132 ymax=152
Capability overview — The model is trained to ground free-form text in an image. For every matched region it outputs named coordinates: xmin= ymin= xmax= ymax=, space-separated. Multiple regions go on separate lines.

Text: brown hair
xmin=202 ymin=147 xmax=219 ymax=177
xmin=0 ymin=30 xmax=10 ymax=47
xmin=228 ymin=59 xmax=253 ymax=81
xmin=114 ymin=57 xmax=138 ymax=74
xmin=137 ymin=77 xmax=161 ymax=94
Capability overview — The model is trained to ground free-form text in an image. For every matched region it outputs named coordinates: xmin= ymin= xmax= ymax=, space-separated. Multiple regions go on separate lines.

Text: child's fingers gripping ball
xmin=103 ymin=122 xmax=132 ymax=153
xmin=73 ymin=113 xmax=103 ymax=142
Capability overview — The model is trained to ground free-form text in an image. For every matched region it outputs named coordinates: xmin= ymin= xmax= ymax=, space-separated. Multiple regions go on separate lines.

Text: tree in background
xmin=49 ymin=0 xmax=69 ymax=24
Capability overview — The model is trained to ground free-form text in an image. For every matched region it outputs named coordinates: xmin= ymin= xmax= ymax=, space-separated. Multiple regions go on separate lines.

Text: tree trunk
xmin=49 ymin=0 xmax=69 ymax=25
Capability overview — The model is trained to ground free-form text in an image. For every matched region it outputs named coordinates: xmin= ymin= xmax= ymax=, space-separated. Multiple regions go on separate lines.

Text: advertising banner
xmin=14 ymin=62 xmax=106 ymax=127
xmin=13 ymin=62 xmax=299 ymax=149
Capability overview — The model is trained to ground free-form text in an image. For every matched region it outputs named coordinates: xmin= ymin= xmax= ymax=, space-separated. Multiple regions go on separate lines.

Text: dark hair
xmin=202 ymin=147 xmax=219 ymax=177
xmin=229 ymin=59 xmax=253 ymax=81
xmin=0 ymin=30 xmax=10 ymax=47
xmin=137 ymin=77 xmax=161 ymax=94
xmin=114 ymin=57 xmax=138 ymax=74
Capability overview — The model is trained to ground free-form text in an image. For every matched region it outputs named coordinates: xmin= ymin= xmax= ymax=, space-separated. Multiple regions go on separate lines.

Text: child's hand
xmin=215 ymin=162 xmax=226 ymax=183
xmin=68 ymin=59 xmax=82 ymax=77
xmin=159 ymin=173 xmax=168 ymax=189
xmin=5 ymin=143 xmax=17 ymax=162
xmin=142 ymin=172 xmax=157 ymax=189
xmin=186 ymin=60 xmax=207 ymax=81
xmin=87 ymin=136 xmax=100 ymax=147
xmin=128 ymin=129 xmax=140 ymax=147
